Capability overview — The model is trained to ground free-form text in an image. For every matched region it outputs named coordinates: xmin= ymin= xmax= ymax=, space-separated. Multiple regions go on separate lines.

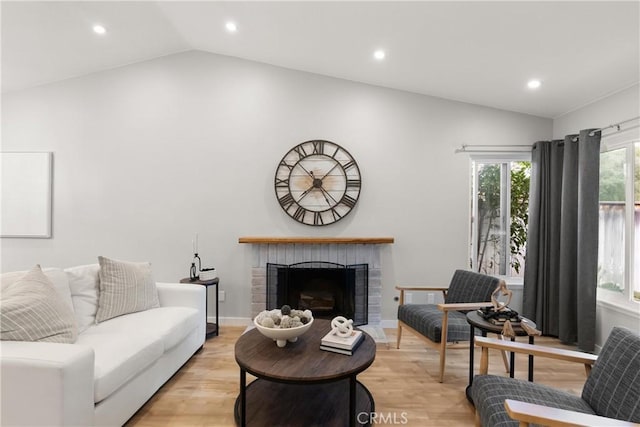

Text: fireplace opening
xmin=266 ymin=262 xmax=368 ymax=325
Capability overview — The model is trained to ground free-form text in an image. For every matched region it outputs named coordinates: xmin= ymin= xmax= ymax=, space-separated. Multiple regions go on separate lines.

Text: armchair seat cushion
xmin=472 ymin=375 xmax=595 ymax=427
xmin=398 ymin=304 xmax=469 ymax=343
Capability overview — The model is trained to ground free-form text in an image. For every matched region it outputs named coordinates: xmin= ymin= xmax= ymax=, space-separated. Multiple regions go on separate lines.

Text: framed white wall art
xmin=1 ymin=152 xmax=53 ymax=238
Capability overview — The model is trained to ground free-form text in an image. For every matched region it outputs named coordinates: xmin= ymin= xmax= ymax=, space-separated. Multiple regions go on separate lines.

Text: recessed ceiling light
xmin=225 ymin=21 xmax=238 ymax=33
xmin=373 ymin=50 xmax=386 ymax=60
xmin=92 ymin=24 xmax=106 ymax=35
xmin=527 ymin=79 xmax=542 ymax=89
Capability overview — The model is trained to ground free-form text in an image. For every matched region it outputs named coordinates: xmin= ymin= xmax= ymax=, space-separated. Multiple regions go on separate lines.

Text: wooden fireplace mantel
xmin=238 ymin=236 xmax=394 ymax=244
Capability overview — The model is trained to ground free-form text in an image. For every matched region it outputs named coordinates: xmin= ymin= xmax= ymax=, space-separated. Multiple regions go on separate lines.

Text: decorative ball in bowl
xmin=253 ymin=306 xmax=314 ymax=348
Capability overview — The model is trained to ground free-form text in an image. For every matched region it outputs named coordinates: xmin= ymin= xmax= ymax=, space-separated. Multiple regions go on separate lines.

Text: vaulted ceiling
xmin=2 ymin=1 xmax=639 ymax=118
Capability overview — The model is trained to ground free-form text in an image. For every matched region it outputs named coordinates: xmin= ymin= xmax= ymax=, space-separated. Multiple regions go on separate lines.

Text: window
xmin=470 ymin=156 xmax=531 ymax=280
xmin=598 ymin=140 xmax=639 ymax=306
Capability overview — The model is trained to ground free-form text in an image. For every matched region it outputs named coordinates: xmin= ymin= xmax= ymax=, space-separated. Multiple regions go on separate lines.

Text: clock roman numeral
xmin=313 ymin=212 xmax=323 ymax=225
xmin=346 ymin=179 xmax=361 ymax=189
xmin=341 ymin=195 xmax=358 ymax=209
xmin=342 ymin=160 xmax=356 ymax=171
xmin=278 ymin=193 xmax=295 ymax=210
xmin=330 ymin=208 xmax=342 ymax=221
xmin=279 ymin=160 xmax=294 ymax=170
xmin=312 ymin=141 xmax=325 ymax=154
xmin=330 ymin=146 xmax=340 ymax=159
xmin=293 ymin=206 xmax=306 ymax=222
xmin=275 ymin=177 xmax=289 ymax=188
xmin=294 ymin=145 xmax=307 ymax=159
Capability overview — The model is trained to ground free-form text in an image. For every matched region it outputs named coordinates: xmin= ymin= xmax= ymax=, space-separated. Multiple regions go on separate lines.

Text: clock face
xmin=274 ymin=140 xmax=361 ymax=226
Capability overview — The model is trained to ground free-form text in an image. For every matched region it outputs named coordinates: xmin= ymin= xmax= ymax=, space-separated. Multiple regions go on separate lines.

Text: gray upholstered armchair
xmin=472 ymin=326 xmax=640 ymax=426
xmin=396 ymin=269 xmax=500 ymax=383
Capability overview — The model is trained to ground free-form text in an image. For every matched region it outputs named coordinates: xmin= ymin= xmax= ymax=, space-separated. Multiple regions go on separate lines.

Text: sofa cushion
xmin=65 ymin=264 xmax=100 ymax=333
xmin=96 ymin=256 xmax=160 ymax=323
xmin=76 ymin=327 xmax=163 ymax=403
xmin=86 ymin=306 xmax=200 ymax=352
xmin=0 ymin=265 xmax=78 ymax=343
xmin=1 ymin=267 xmax=73 ymax=310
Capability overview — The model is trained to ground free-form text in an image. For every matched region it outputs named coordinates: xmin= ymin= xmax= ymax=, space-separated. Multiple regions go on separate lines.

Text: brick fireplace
xmin=239 ymin=237 xmax=394 ymax=326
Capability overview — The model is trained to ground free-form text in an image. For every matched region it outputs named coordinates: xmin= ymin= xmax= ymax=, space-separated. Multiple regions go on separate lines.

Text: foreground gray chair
xmin=396 ymin=269 xmax=500 ymax=383
xmin=472 ymin=326 xmax=640 ymax=427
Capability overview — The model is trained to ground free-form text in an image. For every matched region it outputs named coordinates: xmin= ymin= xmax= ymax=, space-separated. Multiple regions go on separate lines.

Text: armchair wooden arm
xmin=395 ymin=286 xmax=449 ymax=292
xmin=475 ymin=336 xmax=597 ymax=376
xmin=504 ymin=400 xmax=640 ymax=427
xmin=395 ymin=285 xmax=449 ymax=304
xmin=437 ymin=302 xmax=492 ymax=312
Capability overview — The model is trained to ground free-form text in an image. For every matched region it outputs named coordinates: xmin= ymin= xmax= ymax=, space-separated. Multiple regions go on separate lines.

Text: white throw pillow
xmin=95 ymin=256 xmax=160 ymax=323
xmin=65 ymin=264 xmax=100 ymax=333
xmin=0 ymin=265 xmax=78 ymax=343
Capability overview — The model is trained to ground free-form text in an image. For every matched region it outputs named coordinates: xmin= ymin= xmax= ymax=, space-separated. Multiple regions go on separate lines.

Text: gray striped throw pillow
xmin=0 ymin=265 xmax=78 ymax=343
xmin=95 ymin=256 xmax=160 ymax=323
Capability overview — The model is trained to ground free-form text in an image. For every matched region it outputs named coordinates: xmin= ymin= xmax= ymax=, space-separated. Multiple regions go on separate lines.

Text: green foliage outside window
xmin=476 ymin=162 xmax=530 ymax=275
xmin=600 ymin=144 xmax=640 ymax=201
xmin=597 ymin=144 xmax=640 ymax=298
xmin=510 ymin=164 xmax=530 ymax=274
xmin=599 ymin=149 xmax=626 ymax=202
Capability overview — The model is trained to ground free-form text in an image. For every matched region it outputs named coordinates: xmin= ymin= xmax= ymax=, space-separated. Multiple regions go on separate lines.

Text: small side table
xmin=465 ymin=311 xmax=536 ymax=404
xmin=180 ymin=277 xmax=219 ymax=338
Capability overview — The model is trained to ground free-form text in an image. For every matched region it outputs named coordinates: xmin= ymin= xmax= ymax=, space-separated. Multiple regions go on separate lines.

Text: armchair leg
xmin=397 ymin=288 xmax=404 ymax=350
xmin=474 ymin=410 xmax=482 ymax=427
xmin=480 ymin=347 xmax=489 ymax=375
xmin=439 ymin=312 xmax=449 ymax=383
xmin=498 ymin=334 xmax=510 ymax=373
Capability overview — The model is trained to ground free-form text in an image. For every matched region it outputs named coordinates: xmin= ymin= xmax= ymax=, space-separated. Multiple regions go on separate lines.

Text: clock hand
xmin=298 ymin=163 xmax=315 ymax=179
xmin=318 ymin=163 xmax=340 ymax=181
xmin=297 ymin=184 xmax=316 ymax=202
xmin=319 ymin=186 xmax=339 ymax=206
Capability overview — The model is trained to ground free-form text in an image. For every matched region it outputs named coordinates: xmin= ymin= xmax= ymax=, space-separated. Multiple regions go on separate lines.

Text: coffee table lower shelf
xmin=234 ymin=378 xmax=374 ymax=426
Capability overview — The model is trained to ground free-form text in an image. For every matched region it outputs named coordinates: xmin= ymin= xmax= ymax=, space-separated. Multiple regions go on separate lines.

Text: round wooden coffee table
xmin=234 ymin=319 xmax=375 ymax=427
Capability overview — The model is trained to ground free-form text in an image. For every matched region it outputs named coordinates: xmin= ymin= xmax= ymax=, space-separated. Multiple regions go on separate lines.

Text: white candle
xmin=195 ymin=233 xmax=198 ymax=254
xmin=192 ymin=239 xmax=195 ymax=254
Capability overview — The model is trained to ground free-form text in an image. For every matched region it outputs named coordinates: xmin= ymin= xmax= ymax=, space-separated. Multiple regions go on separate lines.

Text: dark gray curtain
xmin=523 ymin=129 xmax=601 ymax=352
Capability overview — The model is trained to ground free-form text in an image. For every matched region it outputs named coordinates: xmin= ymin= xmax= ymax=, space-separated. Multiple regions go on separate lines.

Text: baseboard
xmin=215 ymin=316 xmax=251 ymax=326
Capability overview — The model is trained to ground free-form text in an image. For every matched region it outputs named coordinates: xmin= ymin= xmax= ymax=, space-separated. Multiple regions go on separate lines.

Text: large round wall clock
xmin=274 ymin=140 xmax=362 ymax=226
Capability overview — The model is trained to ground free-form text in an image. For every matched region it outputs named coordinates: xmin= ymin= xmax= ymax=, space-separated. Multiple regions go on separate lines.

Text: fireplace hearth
xmin=266 ymin=262 xmax=368 ymax=325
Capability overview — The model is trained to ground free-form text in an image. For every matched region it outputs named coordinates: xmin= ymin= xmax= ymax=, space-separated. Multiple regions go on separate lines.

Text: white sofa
xmin=0 ymin=264 xmax=206 ymax=426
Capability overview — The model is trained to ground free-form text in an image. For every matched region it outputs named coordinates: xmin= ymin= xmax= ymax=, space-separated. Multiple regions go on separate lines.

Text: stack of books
xmin=477 ymin=307 xmax=521 ymax=326
xmin=320 ymin=329 xmax=364 ymax=356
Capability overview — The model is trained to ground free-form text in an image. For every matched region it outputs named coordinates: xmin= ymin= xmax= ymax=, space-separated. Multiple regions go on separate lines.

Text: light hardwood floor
xmin=126 ymin=326 xmax=588 ymax=427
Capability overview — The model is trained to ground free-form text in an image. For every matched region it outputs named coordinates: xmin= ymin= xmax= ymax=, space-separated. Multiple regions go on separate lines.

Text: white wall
xmin=1 ymin=50 xmax=552 ymax=324
xmin=553 ymin=84 xmax=639 ymax=140
xmin=553 ymin=84 xmax=640 ymax=347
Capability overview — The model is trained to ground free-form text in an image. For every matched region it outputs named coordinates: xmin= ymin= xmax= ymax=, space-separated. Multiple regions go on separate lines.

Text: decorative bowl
xmin=254 ymin=315 xmax=314 ymax=348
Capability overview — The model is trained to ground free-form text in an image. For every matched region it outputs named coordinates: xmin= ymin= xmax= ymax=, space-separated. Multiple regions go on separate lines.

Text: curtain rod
xmin=456 ymin=116 xmax=640 ymax=153
xmin=454 ymin=144 xmax=532 ymax=154
xmin=569 ymin=117 xmax=640 ymax=141
xmin=588 ymin=116 xmax=640 ymax=137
